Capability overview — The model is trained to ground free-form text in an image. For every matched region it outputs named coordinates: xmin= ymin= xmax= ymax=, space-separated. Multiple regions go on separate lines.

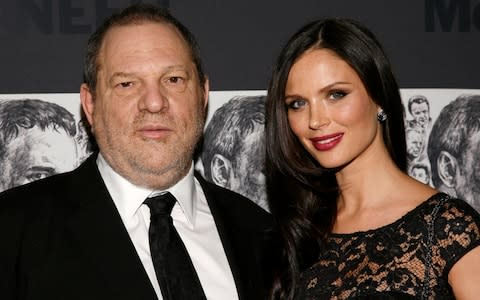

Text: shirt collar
xmin=96 ymin=153 xmax=198 ymax=227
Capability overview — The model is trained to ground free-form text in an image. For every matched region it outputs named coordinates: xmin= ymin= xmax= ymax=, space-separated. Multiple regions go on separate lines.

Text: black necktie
xmin=144 ymin=192 xmax=207 ymax=300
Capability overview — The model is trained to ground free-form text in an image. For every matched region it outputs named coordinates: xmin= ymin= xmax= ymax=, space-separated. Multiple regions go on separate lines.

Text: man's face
xmin=81 ymin=22 xmax=208 ymax=189
xmin=406 ymin=130 xmax=423 ymax=158
xmin=411 ymin=167 xmax=429 ymax=184
xmin=0 ymin=126 xmax=77 ymax=191
xmin=455 ymin=130 xmax=480 ymax=212
xmin=229 ymin=126 xmax=267 ymax=210
xmin=411 ymin=102 xmax=430 ymax=128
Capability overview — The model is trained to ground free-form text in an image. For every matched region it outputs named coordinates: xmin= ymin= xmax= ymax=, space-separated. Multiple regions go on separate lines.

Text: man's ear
xmin=202 ymin=78 xmax=209 ymax=109
xmin=80 ymin=84 xmax=95 ymax=130
xmin=210 ymin=154 xmax=232 ymax=188
xmin=437 ymin=150 xmax=458 ymax=188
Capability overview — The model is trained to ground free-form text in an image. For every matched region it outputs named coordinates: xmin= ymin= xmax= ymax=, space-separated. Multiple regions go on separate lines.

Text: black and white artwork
xmin=0 ymin=95 xmax=91 ymax=193
xmin=1 ymin=89 xmax=480 ymax=213
xmin=198 ymin=93 xmax=268 ymax=211
xmin=404 ymin=94 xmax=432 ymax=185
xmin=401 ymin=89 xmax=480 ymax=212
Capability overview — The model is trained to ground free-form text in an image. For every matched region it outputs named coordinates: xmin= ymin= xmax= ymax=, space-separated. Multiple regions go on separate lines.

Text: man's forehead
xmin=241 ymin=129 xmax=265 ymax=152
xmin=96 ymin=22 xmax=193 ymax=75
xmin=412 ymin=102 xmax=428 ymax=110
xmin=100 ymin=22 xmax=187 ymax=54
xmin=407 ymin=130 xmax=421 ymax=138
xmin=466 ymin=129 xmax=480 ymax=150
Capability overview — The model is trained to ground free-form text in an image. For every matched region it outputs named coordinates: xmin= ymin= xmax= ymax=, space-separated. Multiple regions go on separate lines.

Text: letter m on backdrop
xmin=425 ymin=0 xmax=471 ymax=31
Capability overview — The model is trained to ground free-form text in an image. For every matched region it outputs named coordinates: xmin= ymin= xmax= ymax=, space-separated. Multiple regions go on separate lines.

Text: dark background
xmin=0 ymin=0 xmax=478 ymax=93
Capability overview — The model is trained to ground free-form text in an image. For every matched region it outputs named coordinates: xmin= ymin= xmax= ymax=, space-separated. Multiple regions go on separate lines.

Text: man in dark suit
xmin=0 ymin=4 xmax=272 ymax=300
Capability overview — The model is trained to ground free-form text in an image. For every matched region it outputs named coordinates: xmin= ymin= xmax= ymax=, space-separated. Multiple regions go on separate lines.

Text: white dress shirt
xmin=97 ymin=154 xmax=238 ymax=300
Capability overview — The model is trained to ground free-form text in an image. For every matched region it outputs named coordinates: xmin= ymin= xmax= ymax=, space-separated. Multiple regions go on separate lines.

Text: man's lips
xmin=309 ymin=133 xmax=344 ymax=151
xmin=138 ymin=125 xmax=172 ymax=139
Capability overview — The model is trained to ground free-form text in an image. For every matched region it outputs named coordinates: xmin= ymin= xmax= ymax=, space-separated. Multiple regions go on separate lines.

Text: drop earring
xmin=377 ymin=110 xmax=387 ymax=122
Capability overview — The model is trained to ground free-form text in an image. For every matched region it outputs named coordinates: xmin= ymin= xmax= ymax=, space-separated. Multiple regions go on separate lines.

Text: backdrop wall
xmin=0 ymin=0 xmax=479 ymax=211
xmin=0 ymin=0 xmax=479 ymax=92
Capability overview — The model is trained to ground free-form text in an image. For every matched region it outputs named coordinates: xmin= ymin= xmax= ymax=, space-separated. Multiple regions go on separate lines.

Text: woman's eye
xmin=329 ymin=90 xmax=347 ymax=100
xmin=286 ymin=99 xmax=306 ymax=110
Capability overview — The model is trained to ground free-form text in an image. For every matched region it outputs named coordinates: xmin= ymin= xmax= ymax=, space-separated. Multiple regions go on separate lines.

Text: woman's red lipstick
xmin=310 ymin=133 xmax=343 ymax=151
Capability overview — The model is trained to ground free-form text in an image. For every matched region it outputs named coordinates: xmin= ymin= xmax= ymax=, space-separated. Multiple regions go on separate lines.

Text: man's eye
xmin=164 ymin=76 xmax=187 ymax=92
xmin=25 ymin=172 xmax=50 ymax=183
xmin=168 ymin=76 xmax=184 ymax=84
xmin=119 ymin=82 xmax=133 ymax=88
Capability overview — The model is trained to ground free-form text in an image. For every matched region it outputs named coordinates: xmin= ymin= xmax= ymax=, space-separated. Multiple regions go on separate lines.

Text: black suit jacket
xmin=0 ymin=155 xmax=273 ymax=300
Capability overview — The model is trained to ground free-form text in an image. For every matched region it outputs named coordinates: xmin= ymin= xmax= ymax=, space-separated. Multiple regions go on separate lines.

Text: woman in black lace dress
xmin=265 ymin=19 xmax=480 ymax=299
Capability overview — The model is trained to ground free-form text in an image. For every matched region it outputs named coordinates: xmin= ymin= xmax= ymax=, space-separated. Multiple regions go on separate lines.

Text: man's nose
xmin=139 ymin=83 xmax=168 ymax=113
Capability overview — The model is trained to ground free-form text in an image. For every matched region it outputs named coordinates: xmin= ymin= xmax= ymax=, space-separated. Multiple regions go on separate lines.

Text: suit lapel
xmin=65 ymin=156 xmax=157 ymax=299
xmin=197 ymin=175 xmax=263 ymax=300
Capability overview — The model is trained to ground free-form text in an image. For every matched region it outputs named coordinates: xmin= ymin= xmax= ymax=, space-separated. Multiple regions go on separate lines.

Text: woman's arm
xmin=449 ymin=246 xmax=480 ymax=299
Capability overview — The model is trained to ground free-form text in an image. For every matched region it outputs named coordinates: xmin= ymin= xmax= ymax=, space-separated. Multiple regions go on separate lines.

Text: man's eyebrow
xmin=108 ymin=72 xmax=137 ymax=86
xmin=165 ymin=65 xmax=188 ymax=71
xmin=110 ymin=66 xmax=189 ymax=78
xmin=27 ymin=166 xmax=55 ymax=174
xmin=110 ymin=72 xmax=135 ymax=79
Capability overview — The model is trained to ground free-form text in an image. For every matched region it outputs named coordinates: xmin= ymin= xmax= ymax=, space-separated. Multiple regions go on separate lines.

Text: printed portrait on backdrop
xmin=406 ymin=95 xmax=432 ymax=133
xmin=0 ymin=97 xmax=92 ymax=193
xmin=427 ymin=94 xmax=480 ymax=212
xmin=199 ymin=95 xmax=268 ymax=211
xmin=404 ymin=95 xmax=432 ymax=184
xmin=2 ymin=90 xmax=480 ymax=214
xmin=401 ymin=90 xmax=480 ymax=212
xmin=406 ymin=128 xmax=426 ymax=162
xmin=75 ymin=117 xmax=97 ymax=163
xmin=200 ymin=90 xmax=480 ymax=214
xmin=409 ymin=162 xmax=431 ymax=185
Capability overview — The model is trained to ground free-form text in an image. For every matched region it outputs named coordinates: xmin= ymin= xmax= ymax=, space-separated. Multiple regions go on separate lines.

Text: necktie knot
xmin=144 ymin=192 xmax=176 ymax=216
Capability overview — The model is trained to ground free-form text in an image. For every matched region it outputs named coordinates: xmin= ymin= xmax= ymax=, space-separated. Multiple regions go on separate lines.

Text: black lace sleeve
xmin=433 ymin=197 xmax=480 ymax=275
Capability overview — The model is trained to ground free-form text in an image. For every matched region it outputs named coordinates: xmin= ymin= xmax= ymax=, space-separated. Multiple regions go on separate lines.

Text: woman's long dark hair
xmin=265 ymin=19 xmax=406 ymax=299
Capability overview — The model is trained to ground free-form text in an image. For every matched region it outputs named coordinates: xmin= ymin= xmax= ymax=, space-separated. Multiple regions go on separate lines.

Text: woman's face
xmin=284 ymin=48 xmax=382 ymax=169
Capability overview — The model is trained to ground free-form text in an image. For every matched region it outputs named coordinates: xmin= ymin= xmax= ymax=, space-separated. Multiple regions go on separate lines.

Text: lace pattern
xmin=295 ymin=193 xmax=480 ymax=300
